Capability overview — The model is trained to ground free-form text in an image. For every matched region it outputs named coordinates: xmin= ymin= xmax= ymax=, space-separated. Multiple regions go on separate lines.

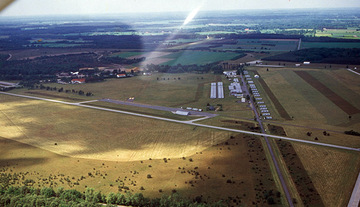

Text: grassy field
xmin=256 ymin=67 xmax=359 ymax=126
xmin=302 ymin=42 xmax=360 ymax=49
xmin=314 ymin=29 xmax=360 ymax=40
xmin=163 ymin=51 xmax=241 ymax=66
xmin=0 ymin=134 xmax=284 ymax=206
xmin=292 ymin=143 xmax=360 ymax=207
xmin=111 ymin=51 xmax=143 ymax=58
xmin=0 ymin=94 xmax=284 ymax=206
xmin=15 ymin=74 xmax=213 ymax=107
xmin=0 ymin=48 xmax=116 ymax=60
xmin=83 ymin=101 xmax=196 ymax=121
xmin=215 ymin=39 xmax=299 ymax=52
xmin=253 ymin=67 xmax=360 ymax=147
xmin=30 ymin=43 xmax=87 ymax=48
xmin=0 ymin=94 xmax=230 ymax=161
xmin=14 ymin=73 xmax=252 ymax=120
xmin=307 ymin=70 xmax=360 ymax=109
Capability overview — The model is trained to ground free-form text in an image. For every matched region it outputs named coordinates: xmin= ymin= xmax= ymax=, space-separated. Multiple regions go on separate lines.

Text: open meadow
xmin=0 ymin=94 xmax=231 ymax=161
xmin=0 ymin=93 xmax=285 ymax=206
xmin=13 ymin=73 xmax=254 ymax=120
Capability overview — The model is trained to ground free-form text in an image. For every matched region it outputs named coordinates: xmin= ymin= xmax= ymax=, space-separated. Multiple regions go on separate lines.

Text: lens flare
xmin=183 ymin=5 xmax=202 ymax=26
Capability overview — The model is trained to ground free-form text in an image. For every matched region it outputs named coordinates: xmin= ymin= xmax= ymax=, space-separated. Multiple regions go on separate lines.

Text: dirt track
xmin=295 ymin=71 xmax=360 ymax=115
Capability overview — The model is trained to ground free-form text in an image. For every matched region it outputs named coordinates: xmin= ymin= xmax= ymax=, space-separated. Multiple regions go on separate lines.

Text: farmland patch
xmin=276 ymin=140 xmax=324 ymax=207
xmin=293 ymin=143 xmax=360 ymax=207
xmin=163 ymin=51 xmax=242 ymax=66
xmin=295 ymin=71 xmax=360 ymax=115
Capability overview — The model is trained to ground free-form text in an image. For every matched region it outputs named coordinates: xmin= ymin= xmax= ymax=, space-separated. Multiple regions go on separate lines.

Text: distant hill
xmin=263 ymin=48 xmax=360 ymax=64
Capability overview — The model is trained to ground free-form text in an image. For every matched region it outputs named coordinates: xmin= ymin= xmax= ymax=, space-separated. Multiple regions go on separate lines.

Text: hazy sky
xmin=1 ymin=0 xmax=359 ymax=16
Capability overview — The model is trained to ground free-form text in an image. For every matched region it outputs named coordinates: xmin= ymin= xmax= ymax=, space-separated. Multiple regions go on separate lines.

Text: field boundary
xmin=253 ymin=71 xmax=292 ymax=120
xmin=295 ymin=71 xmax=360 ymax=115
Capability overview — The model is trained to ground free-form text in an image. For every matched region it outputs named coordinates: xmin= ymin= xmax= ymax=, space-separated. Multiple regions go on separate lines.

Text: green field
xmin=163 ymin=51 xmax=241 ymax=65
xmin=111 ymin=51 xmax=143 ymax=58
xmin=307 ymin=70 xmax=360 ymax=108
xmin=215 ymin=39 xmax=299 ymax=52
xmin=302 ymin=42 xmax=360 ymax=49
xmin=315 ymin=29 xmax=360 ymax=40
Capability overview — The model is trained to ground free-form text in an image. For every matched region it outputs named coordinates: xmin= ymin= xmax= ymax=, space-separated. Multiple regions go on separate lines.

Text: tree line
xmin=146 ymin=63 xmax=224 ymax=74
xmin=0 ymin=185 xmax=227 ymax=207
xmin=263 ymin=48 xmax=360 ymax=64
xmin=34 ymin=84 xmax=94 ymax=97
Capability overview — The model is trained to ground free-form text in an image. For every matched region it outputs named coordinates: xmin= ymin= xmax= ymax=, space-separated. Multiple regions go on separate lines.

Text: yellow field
xmin=292 ymin=143 xmax=360 ymax=207
xmin=0 ymin=121 xmax=282 ymax=206
xmin=0 ymin=94 xmax=229 ymax=161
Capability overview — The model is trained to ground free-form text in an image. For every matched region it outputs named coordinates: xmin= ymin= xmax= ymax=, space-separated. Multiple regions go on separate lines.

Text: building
xmin=175 ymin=111 xmax=190 ymax=116
xmin=71 ymin=78 xmax=86 ymax=84
xmin=223 ymin=70 xmax=237 ymax=77
xmin=117 ymin=74 xmax=127 ymax=78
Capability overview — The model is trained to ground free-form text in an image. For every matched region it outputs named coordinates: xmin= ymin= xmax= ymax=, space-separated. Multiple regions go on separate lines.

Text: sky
xmin=1 ymin=0 xmax=359 ymax=17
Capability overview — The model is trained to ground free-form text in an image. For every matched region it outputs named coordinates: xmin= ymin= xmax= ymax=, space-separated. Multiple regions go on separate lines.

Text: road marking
xmin=1 ymin=91 xmax=359 ymax=152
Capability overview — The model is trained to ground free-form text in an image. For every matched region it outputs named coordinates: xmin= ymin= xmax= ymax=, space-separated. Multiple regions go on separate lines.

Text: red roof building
xmin=71 ymin=78 xmax=86 ymax=84
xmin=117 ymin=74 xmax=127 ymax=78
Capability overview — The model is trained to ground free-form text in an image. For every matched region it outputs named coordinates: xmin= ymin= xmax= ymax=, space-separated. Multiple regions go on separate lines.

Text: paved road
xmin=6 ymin=53 xmax=12 ymax=61
xmin=100 ymin=98 xmax=218 ymax=117
xmin=240 ymin=74 xmax=294 ymax=207
xmin=347 ymin=69 xmax=360 ymax=76
xmin=1 ymin=91 xmax=360 ymax=154
xmin=348 ymin=172 xmax=360 ymax=207
xmin=0 ymin=81 xmax=18 ymax=86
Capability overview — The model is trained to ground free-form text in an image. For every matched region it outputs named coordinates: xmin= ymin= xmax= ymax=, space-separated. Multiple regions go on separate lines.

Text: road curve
xmin=1 ymin=91 xmax=359 ymax=153
xmin=6 ymin=53 xmax=12 ymax=61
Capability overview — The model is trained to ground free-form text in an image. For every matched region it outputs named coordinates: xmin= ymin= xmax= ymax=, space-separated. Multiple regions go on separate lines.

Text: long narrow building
xmin=217 ymin=82 xmax=224 ymax=99
xmin=210 ymin=82 xmax=217 ymax=99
